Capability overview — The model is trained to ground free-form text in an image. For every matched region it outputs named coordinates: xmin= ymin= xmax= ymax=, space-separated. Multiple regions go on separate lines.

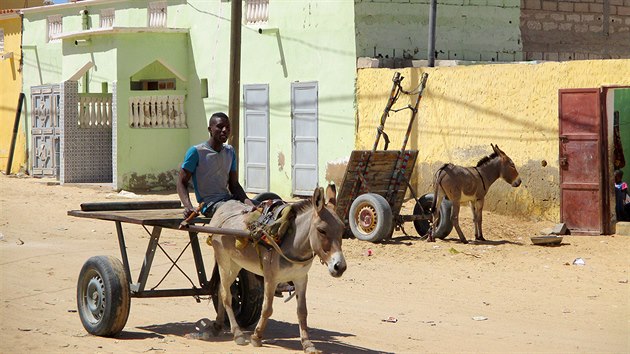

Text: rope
xmin=250 ymin=225 xmax=315 ymax=266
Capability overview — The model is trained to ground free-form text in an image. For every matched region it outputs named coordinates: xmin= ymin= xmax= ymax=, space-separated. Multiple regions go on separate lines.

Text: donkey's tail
xmin=431 ymin=163 xmax=449 ymax=212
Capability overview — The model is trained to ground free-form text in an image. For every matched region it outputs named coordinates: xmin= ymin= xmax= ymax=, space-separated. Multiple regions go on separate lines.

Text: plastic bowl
xmin=530 ymin=235 xmax=563 ymax=246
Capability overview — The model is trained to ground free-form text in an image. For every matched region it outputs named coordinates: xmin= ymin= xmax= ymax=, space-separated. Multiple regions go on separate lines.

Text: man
xmin=177 ymin=112 xmax=254 ymax=219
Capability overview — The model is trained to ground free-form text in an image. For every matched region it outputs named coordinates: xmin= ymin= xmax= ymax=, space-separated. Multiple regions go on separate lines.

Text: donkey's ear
xmin=312 ymin=187 xmax=325 ymax=212
xmin=491 ymin=143 xmax=501 ymax=155
xmin=325 ymin=183 xmax=337 ymax=207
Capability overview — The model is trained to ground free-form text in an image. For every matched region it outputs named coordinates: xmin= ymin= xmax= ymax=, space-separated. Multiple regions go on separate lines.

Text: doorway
xmin=31 ymin=84 xmax=61 ymax=178
xmin=559 ymin=86 xmax=630 ymax=235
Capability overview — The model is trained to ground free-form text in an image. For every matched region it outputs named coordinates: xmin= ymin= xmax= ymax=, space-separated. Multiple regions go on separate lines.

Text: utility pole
xmin=229 ymin=0 xmax=242 ymax=156
xmin=428 ymin=0 xmax=437 ymax=67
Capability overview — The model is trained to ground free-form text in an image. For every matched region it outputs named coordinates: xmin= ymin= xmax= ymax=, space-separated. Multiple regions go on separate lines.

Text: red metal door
xmin=559 ymin=89 xmax=604 ymax=235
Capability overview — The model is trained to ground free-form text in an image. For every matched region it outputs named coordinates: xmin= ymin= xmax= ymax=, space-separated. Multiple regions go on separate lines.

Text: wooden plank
xmin=67 ymin=208 xmax=208 ymax=227
xmin=68 ymin=208 xmax=251 ymax=237
xmin=80 ymin=200 xmax=181 ymax=211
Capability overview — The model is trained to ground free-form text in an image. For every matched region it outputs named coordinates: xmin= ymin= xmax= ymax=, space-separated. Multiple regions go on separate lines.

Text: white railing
xmin=78 ymin=94 xmax=112 ymax=128
xmin=129 ymin=95 xmax=186 ymax=128
xmin=148 ymin=1 xmax=167 ymax=28
xmin=47 ymin=15 xmax=62 ymax=42
xmin=246 ymin=0 xmax=269 ymax=25
xmin=100 ymin=8 xmax=115 ymax=28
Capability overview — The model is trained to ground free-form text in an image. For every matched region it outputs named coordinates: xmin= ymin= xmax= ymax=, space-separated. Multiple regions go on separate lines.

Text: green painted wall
xmin=186 ymin=1 xmax=357 ymax=197
xmin=240 ymin=1 xmax=357 ymax=196
xmin=114 ymin=32 xmax=190 ymax=190
xmin=22 ymin=2 xmax=191 ymax=190
xmin=354 ymin=0 xmax=522 ymax=61
xmin=615 ymin=89 xmax=630 ymax=180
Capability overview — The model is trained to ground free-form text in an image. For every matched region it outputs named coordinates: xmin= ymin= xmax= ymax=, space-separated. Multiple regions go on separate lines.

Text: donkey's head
xmin=309 ymin=186 xmax=346 ymax=278
xmin=491 ymin=144 xmax=522 ymax=187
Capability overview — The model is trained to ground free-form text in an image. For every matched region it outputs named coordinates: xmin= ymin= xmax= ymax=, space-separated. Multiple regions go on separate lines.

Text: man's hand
xmin=183 ymin=206 xmax=195 ymax=219
xmin=244 ymin=198 xmax=255 ymax=207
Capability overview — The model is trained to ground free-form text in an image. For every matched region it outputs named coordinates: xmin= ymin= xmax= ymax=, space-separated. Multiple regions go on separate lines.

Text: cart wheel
xmin=212 ymin=269 xmax=263 ymax=328
xmin=349 ymin=193 xmax=393 ymax=242
xmin=76 ymin=256 xmax=131 ymax=337
xmin=414 ymin=193 xmax=453 ymax=239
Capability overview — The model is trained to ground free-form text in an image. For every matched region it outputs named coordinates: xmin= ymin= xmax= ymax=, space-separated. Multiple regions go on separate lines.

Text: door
xmin=559 ymin=89 xmax=604 ymax=235
xmin=291 ymin=82 xmax=318 ymax=196
xmin=243 ymin=84 xmax=269 ymax=193
xmin=31 ymin=85 xmax=61 ymax=178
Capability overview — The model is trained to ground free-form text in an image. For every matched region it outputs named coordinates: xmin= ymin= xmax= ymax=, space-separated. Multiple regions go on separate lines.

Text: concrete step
xmin=615 ymin=222 xmax=630 ymax=236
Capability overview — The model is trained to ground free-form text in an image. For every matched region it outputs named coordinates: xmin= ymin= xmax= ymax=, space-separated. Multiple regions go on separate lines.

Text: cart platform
xmin=336 ymin=149 xmax=418 ymax=226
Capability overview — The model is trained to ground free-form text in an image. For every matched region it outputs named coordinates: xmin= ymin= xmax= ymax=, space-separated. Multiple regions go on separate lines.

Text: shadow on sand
xmin=135 ymin=319 xmax=391 ymax=353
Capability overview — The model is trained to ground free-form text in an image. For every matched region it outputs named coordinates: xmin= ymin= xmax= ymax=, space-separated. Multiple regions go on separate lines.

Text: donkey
xmin=429 ymin=144 xmax=521 ymax=243
xmin=208 ymin=187 xmax=346 ymax=354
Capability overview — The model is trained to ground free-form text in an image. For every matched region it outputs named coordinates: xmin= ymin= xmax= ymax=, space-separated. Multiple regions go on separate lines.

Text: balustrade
xmin=129 ymin=95 xmax=186 ymax=128
xmin=78 ymin=94 xmax=112 ymax=128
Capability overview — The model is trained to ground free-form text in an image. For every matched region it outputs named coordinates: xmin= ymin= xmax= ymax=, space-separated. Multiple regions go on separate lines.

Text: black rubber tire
xmin=414 ymin=193 xmax=454 ymax=239
xmin=252 ymin=192 xmax=282 ymax=204
xmin=76 ymin=256 xmax=131 ymax=337
xmin=212 ymin=269 xmax=264 ymax=328
xmin=349 ymin=193 xmax=394 ymax=242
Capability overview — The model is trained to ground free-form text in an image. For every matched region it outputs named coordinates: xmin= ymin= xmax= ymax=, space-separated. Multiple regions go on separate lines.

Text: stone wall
xmin=521 ymin=0 xmax=630 ymax=59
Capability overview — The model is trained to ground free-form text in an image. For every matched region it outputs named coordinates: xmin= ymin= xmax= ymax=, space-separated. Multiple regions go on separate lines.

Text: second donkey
xmin=429 ymin=144 xmax=522 ymax=243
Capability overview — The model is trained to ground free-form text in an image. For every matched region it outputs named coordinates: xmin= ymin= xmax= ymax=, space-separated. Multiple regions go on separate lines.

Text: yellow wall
xmin=0 ymin=16 xmax=26 ymax=174
xmin=356 ymin=60 xmax=630 ymax=222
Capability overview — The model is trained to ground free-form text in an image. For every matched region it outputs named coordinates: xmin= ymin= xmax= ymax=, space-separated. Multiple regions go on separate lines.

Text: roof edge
xmin=53 ymin=27 xmax=189 ymax=40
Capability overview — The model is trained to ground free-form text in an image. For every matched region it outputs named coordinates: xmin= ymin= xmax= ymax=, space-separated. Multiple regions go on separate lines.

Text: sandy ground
xmin=0 ymin=174 xmax=628 ymax=354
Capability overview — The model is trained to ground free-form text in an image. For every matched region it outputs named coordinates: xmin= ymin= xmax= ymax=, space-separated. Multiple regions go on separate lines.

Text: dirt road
xmin=1 ymin=175 xmax=628 ymax=353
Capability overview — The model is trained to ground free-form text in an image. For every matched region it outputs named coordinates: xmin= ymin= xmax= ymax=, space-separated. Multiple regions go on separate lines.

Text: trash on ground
xmin=551 ymin=223 xmax=568 ymax=235
xmin=572 ymin=258 xmax=585 ymax=266
xmin=449 ymin=247 xmax=481 ymax=258
xmin=107 ymin=190 xmax=141 ymax=199
xmin=194 ymin=318 xmax=212 ymax=332
xmin=472 ymin=316 xmax=488 ymax=321
xmin=382 ymin=316 xmax=398 ymax=323
xmin=365 ymin=249 xmax=373 ymax=256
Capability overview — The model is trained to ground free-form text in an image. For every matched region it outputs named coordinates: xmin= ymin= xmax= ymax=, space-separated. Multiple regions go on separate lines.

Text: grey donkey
xmin=429 ymin=144 xmax=522 ymax=243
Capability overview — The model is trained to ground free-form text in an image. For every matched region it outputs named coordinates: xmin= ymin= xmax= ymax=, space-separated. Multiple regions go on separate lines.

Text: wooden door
xmin=559 ymin=89 xmax=604 ymax=235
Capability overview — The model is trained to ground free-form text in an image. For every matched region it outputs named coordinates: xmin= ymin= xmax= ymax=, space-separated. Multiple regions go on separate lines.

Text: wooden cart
xmin=335 ymin=72 xmax=453 ymax=242
xmin=68 ymin=200 xmax=263 ymax=337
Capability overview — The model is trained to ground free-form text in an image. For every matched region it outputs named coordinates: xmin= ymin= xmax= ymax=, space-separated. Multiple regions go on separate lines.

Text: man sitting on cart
xmin=177 ymin=112 xmax=293 ymax=297
xmin=177 ymin=112 xmax=254 ymax=219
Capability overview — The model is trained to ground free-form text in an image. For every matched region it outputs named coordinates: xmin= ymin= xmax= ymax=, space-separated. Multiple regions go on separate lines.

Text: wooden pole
xmin=228 ymin=0 xmax=242 ymax=159
xmin=6 ymin=93 xmax=25 ymax=175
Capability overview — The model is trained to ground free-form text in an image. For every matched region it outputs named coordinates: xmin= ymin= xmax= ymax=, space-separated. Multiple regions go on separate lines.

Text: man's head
xmin=208 ymin=112 xmax=230 ymax=144
xmin=615 ymin=169 xmax=624 ymax=184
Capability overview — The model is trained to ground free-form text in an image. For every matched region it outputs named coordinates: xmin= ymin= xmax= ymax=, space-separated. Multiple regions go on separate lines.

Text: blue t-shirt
xmin=181 ymin=142 xmax=237 ymax=206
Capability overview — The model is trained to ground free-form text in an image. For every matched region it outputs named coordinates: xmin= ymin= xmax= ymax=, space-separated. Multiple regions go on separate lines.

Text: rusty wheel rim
xmin=355 ymin=203 xmax=377 ymax=235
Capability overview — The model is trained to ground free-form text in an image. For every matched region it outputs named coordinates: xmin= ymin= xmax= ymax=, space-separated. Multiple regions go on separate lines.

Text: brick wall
xmin=521 ymin=0 xmax=630 ymax=60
